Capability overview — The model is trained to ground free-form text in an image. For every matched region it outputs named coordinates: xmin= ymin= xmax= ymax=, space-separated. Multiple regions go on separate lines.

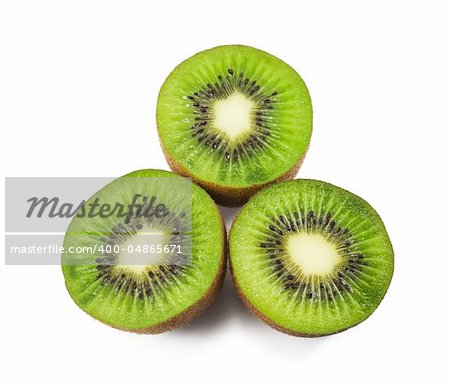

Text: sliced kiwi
xmin=156 ymin=45 xmax=312 ymax=206
xmin=229 ymin=179 xmax=394 ymax=336
xmin=62 ymin=169 xmax=226 ymax=333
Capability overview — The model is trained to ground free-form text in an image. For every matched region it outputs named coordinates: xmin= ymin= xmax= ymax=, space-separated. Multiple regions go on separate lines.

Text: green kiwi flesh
xmin=157 ymin=45 xmax=312 ymax=206
xmin=62 ymin=169 xmax=226 ymax=333
xmin=229 ymin=179 xmax=394 ymax=336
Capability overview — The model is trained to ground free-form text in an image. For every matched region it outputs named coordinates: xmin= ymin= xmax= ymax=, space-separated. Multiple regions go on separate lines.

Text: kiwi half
xmin=229 ymin=179 xmax=394 ymax=336
xmin=62 ymin=169 xmax=226 ymax=333
xmin=156 ymin=45 xmax=312 ymax=206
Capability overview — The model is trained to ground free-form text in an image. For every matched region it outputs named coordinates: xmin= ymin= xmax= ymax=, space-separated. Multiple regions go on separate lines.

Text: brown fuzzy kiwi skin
xmin=159 ymin=137 xmax=308 ymax=207
xmin=68 ymin=203 xmax=227 ymax=335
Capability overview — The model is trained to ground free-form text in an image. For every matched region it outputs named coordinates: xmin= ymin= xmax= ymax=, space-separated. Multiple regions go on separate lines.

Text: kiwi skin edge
xmin=230 ymin=256 xmax=389 ymax=337
xmin=229 ymin=258 xmax=341 ymax=338
xmin=66 ymin=203 xmax=227 ymax=335
xmin=159 ymin=137 xmax=309 ymax=207
xmin=226 ymin=187 xmax=323 ymax=337
xmin=228 ymin=185 xmax=394 ymax=337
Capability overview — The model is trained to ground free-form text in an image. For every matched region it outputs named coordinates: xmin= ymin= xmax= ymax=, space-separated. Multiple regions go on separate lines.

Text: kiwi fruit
xmin=156 ymin=45 xmax=312 ymax=206
xmin=62 ymin=169 xmax=226 ymax=333
xmin=229 ymin=179 xmax=394 ymax=336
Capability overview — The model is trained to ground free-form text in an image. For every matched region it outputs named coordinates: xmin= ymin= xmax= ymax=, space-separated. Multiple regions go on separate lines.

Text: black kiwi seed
xmin=93 ymin=212 xmax=189 ymax=299
xmin=344 ymin=240 xmax=353 ymax=248
xmin=258 ymin=209 xmax=369 ymax=303
xmin=283 ymin=282 xmax=299 ymax=290
xmin=186 ymin=69 xmax=278 ymax=158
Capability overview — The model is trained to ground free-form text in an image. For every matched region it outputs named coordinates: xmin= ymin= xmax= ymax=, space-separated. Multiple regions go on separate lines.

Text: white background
xmin=1 ymin=0 xmax=449 ymax=382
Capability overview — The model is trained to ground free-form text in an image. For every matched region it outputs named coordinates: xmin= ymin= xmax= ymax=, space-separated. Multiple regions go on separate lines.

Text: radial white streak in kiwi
xmin=115 ymin=231 xmax=168 ymax=277
xmin=287 ymin=233 xmax=342 ymax=276
xmin=213 ymin=92 xmax=254 ymax=140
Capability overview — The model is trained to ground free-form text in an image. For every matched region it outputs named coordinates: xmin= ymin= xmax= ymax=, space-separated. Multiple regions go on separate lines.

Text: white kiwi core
xmin=213 ymin=92 xmax=254 ymax=139
xmin=115 ymin=231 xmax=168 ymax=277
xmin=287 ymin=233 xmax=342 ymax=276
